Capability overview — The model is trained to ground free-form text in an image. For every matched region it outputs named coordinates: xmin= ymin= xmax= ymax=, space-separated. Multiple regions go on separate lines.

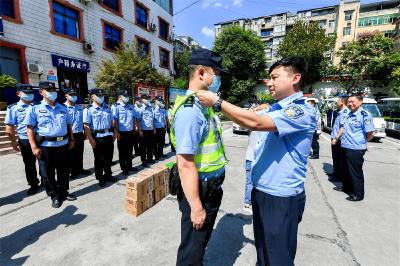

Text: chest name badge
xmin=284 ymin=106 xmax=304 ymax=119
xmin=39 ymin=109 xmax=47 ymax=113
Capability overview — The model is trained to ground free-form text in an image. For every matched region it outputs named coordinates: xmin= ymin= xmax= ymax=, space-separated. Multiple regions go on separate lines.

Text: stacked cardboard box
xmin=125 ymin=165 xmax=171 ymax=217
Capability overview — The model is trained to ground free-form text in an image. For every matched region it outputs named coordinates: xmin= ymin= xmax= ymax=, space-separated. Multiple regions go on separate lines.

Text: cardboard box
xmin=154 ymin=186 xmax=166 ymax=203
xmin=144 ymin=192 xmax=154 ymax=209
xmin=138 ymin=170 xmax=155 ymax=192
xmin=153 ymin=165 xmax=170 ymax=188
xmin=125 ymin=197 xmax=145 ymax=217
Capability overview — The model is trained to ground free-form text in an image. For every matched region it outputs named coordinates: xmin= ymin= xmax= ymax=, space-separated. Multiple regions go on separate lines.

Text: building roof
xmin=214 ymin=18 xmax=250 ymax=26
xmin=297 ymin=5 xmax=338 ymax=14
xmin=360 ymin=0 xmax=399 ymax=12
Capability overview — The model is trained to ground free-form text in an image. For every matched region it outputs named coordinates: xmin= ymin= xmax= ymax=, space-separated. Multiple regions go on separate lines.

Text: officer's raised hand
xmin=197 ymin=90 xmax=219 ymax=107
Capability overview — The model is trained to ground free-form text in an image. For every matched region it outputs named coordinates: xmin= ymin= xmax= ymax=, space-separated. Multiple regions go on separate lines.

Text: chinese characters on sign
xmin=51 ymin=54 xmax=90 ymax=72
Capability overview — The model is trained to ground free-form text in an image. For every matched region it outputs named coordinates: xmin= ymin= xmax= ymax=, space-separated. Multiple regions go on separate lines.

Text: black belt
xmin=92 ymin=128 xmax=113 ymax=134
xmin=200 ymin=173 xmax=225 ymax=198
xmin=40 ymin=135 xmax=68 ymax=142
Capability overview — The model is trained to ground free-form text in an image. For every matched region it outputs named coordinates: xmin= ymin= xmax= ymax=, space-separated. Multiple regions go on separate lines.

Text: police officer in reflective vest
xmin=5 ymin=84 xmax=41 ymax=195
xmin=171 ymin=48 xmax=228 ymax=265
xmin=333 ymin=93 xmax=375 ymax=201
xmin=153 ymin=96 xmax=167 ymax=160
xmin=64 ymin=88 xmax=91 ymax=179
xmin=24 ymin=81 xmax=77 ymax=208
xmin=112 ymin=90 xmax=140 ymax=175
xmin=197 ymin=57 xmax=314 ymax=266
xmin=83 ymin=88 xmax=117 ymax=187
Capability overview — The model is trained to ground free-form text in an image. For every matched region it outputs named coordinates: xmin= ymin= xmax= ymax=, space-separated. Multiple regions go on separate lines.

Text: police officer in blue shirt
xmin=333 ymin=93 xmax=375 ymax=201
xmin=5 ymin=84 xmax=41 ymax=195
xmin=153 ymin=96 xmax=167 ymax=160
xmin=83 ymin=88 xmax=117 ymax=187
xmin=133 ymin=96 xmax=143 ymax=157
xmin=112 ymin=90 xmax=140 ymax=175
xmin=308 ymin=99 xmax=320 ymax=159
xmin=64 ymin=88 xmax=91 ymax=179
xmin=138 ymin=94 xmax=155 ymax=166
xmin=24 ymin=81 xmax=77 ymax=208
xmin=329 ymin=94 xmax=349 ymax=183
xmin=198 ymin=56 xmax=314 ymax=266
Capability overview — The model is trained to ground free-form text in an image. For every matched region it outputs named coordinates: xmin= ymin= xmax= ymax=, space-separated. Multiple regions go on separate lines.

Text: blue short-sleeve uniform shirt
xmin=24 ymin=101 xmax=72 ymax=147
xmin=5 ymin=101 xmax=31 ymax=139
xmin=65 ymin=102 xmax=84 ymax=133
xmin=340 ymin=107 xmax=375 ymax=150
xmin=154 ymin=107 xmax=167 ymax=128
xmin=174 ymin=90 xmax=225 ymax=181
xmin=331 ymin=107 xmax=349 ymax=139
xmin=139 ymin=105 xmax=155 ymax=130
xmin=251 ymin=92 xmax=316 ymax=197
xmin=112 ymin=102 xmax=138 ymax=132
xmin=83 ymin=103 xmax=113 ymax=138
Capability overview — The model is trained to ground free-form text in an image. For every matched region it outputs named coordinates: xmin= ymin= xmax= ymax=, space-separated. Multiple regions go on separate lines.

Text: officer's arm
xmin=336 ymin=127 xmax=344 ymax=140
xmin=366 ymin=131 xmax=374 ymax=142
xmin=177 ymin=154 xmax=202 ymax=211
xmin=84 ymin=124 xmax=95 ymax=144
xmin=27 ymin=126 xmax=41 ymax=158
xmin=5 ymin=125 xmax=17 ymax=146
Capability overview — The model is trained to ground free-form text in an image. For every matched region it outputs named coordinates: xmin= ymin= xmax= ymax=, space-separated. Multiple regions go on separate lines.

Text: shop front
xmin=136 ymin=83 xmax=166 ymax=101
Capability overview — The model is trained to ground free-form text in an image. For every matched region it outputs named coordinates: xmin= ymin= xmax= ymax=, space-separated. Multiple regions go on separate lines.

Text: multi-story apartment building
xmin=174 ymin=36 xmax=200 ymax=53
xmin=215 ymin=0 xmax=399 ymax=69
xmin=0 ymin=0 xmax=174 ymax=101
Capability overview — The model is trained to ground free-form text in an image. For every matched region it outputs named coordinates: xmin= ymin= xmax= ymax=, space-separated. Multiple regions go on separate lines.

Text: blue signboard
xmin=169 ymin=87 xmax=187 ymax=103
xmin=51 ymin=54 xmax=90 ymax=72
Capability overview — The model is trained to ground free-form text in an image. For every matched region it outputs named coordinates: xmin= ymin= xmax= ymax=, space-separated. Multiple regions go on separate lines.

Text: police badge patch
xmin=284 ymin=106 xmax=304 ymax=119
xmin=364 ymin=118 xmax=372 ymax=125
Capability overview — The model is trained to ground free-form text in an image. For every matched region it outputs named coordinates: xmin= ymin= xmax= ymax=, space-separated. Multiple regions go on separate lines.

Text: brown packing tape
xmin=138 ymin=170 xmax=155 ymax=192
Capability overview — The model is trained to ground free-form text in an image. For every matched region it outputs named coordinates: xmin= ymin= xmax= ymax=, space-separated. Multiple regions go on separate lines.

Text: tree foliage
xmin=0 ymin=75 xmax=18 ymax=88
xmin=277 ymin=20 xmax=336 ymax=87
xmin=213 ymin=26 xmax=266 ymax=103
xmin=173 ymin=50 xmax=190 ymax=89
xmin=96 ymin=42 xmax=171 ymax=96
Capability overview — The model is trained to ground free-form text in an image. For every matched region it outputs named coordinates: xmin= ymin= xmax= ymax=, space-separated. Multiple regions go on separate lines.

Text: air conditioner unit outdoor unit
xmin=83 ymin=41 xmax=94 ymax=53
xmin=150 ymin=23 xmax=157 ymax=32
xmin=27 ymin=63 xmax=44 ymax=74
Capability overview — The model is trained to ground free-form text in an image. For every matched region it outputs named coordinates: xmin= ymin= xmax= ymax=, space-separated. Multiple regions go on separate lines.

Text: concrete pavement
xmin=0 ymin=127 xmax=399 ymax=265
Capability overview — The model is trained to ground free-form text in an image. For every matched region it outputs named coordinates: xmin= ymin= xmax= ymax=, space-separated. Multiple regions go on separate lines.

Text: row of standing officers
xmin=5 ymin=81 xmax=170 ymax=208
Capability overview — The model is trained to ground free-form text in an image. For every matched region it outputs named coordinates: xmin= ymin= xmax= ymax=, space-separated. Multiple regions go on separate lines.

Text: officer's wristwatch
xmin=212 ymin=97 xmax=223 ymax=112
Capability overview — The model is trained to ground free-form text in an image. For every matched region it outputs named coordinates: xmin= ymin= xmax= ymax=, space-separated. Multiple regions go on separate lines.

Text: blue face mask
xmin=69 ymin=95 xmax=77 ymax=103
xmin=206 ymin=73 xmax=222 ymax=93
xmin=95 ymin=96 xmax=104 ymax=104
xmin=122 ymin=96 xmax=129 ymax=103
xmin=20 ymin=93 xmax=34 ymax=102
xmin=46 ymin=91 xmax=58 ymax=102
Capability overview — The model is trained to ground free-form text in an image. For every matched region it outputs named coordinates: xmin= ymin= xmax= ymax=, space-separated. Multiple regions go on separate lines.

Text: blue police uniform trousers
xmin=140 ymin=130 xmax=154 ymax=163
xmin=344 ymin=148 xmax=366 ymax=199
xmin=117 ymin=131 xmax=134 ymax=172
xmin=311 ymin=131 xmax=319 ymax=156
xmin=331 ymin=139 xmax=346 ymax=180
xmin=69 ymin=132 xmax=85 ymax=176
xmin=39 ymin=144 xmax=70 ymax=199
xmin=154 ymin=128 xmax=166 ymax=160
xmin=252 ymin=189 xmax=306 ymax=266
xmin=132 ymin=130 xmax=141 ymax=156
xmin=93 ymin=136 xmax=114 ymax=180
xmin=18 ymin=139 xmax=40 ymax=188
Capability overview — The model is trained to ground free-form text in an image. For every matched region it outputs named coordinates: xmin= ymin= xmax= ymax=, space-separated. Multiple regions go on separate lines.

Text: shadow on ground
xmin=0 ymin=205 xmax=86 ymax=265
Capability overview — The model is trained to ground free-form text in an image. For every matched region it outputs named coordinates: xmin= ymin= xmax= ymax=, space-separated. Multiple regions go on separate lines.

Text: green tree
xmin=173 ymin=50 xmax=190 ymax=89
xmin=336 ymin=31 xmax=399 ymax=94
xmin=213 ymin=26 xmax=266 ymax=103
xmin=277 ymin=21 xmax=336 ymax=89
xmin=96 ymin=42 xmax=171 ymax=97
xmin=0 ymin=75 xmax=17 ymax=88
xmin=256 ymin=91 xmax=274 ymax=104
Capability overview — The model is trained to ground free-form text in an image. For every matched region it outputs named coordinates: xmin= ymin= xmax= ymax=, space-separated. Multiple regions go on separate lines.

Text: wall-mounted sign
xmin=47 ymin=75 xmax=57 ymax=81
xmin=51 ymin=54 xmax=90 ymax=72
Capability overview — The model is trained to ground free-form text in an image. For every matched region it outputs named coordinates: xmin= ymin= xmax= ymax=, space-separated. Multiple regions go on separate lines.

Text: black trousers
xmin=331 ymin=139 xmax=346 ymax=179
xmin=18 ymin=139 xmax=40 ymax=188
xmin=132 ymin=130 xmax=141 ymax=156
xmin=93 ymin=136 xmax=114 ymax=180
xmin=252 ymin=189 xmax=306 ymax=266
xmin=39 ymin=144 xmax=70 ymax=199
xmin=140 ymin=130 xmax=154 ymax=163
xmin=117 ymin=131 xmax=134 ymax=171
xmin=69 ymin=132 xmax=85 ymax=176
xmin=311 ymin=131 xmax=319 ymax=156
xmin=344 ymin=148 xmax=366 ymax=199
xmin=154 ymin=128 xmax=165 ymax=160
xmin=177 ymin=187 xmax=223 ymax=266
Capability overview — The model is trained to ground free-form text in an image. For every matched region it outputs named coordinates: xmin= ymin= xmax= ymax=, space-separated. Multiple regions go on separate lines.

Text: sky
xmin=172 ymin=0 xmax=383 ymax=49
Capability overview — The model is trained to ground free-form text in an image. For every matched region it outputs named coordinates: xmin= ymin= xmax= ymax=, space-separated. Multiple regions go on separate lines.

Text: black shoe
xmin=70 ymin=174 xmax=78 ymax=180
xmin=329 ymin=177 xmax=342 ymax=182
xmin=27 ymin=186 xmax=39 ymax=196
xmin=80 ymin=169 xmax=92 ymax=175
xmin=346 ymin=195 xmax=363 ymax=202
xmin=122 ymin=170 xmax=129 ymax=176
xmin=155 ymin=157 xmax=160 ymax=161
xmin=142 ymin=163 xmax=148 ymax=167
xmin=99 ymin=180 xmax=106 ymax=187
xmin=326 ymin=172 xmax=335 ymax=176
xmin=129 ymin=167 xmax=138 ymax=172
xmin=160 ymin=154 xmax=167 ymax=158
xmin=52 ymin=198 xmax=62 ymax=208
xmin=333 ymin=187 xmax=343 ymax=192
xmin=64 ymin=193 xmax=77 ymax=201
xmin=148 ymin=159 xmax=156 ymax=163
xmin=309 ymin=155 xmax=319 ymax=159
xmin=105 ymin=176 xmax=118 ymax=183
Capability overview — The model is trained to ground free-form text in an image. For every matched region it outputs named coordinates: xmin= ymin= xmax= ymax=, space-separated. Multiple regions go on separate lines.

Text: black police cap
xmin=89 ymin=88 xmax=107 ymax=95
xmin=16 ymin=84 xmax=34 ymax=93
xmin=155 ymin=96 xmax=164 ymax=102
xmin=188 ymin=48 xmax=229 ymax=74
xmin=117 ymin=90 xmax=130 ymax=97
xmin=134 ymin=96 xmax=142 ymax=101
xmin=39 ymin=81 xmax=56 ymax=90
xmin=141 ymin=94 xmax=150 ymax=99
xmin=64 ymin=88 xmax=77 ymax=95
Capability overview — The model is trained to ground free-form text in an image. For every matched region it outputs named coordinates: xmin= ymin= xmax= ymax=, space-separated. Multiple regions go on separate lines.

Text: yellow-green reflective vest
xmin=171 ymin=93 xmax=228 ymax=173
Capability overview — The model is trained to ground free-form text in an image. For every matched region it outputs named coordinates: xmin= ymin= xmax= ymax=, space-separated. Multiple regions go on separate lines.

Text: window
xmin=158 ymin=17 xmax=169 ymax=40
xmin=274 ymin=24 xmax=285 ymax=33
xmin=318 ymin=20 xmax=327 ymax=27
xmin=159 ymin=48 xmax=170 ymax=69
xmin=344 ymin=10 xmax=353 ymax=21
xmin=329 ymin=20 xmax=335 ymax=28
xmin=155 ymin=0 xmax=172 ymax=15
xmin=264 ymin=39 xmax=273 ymax=48
xmin=136 ymin=36 xmax=150 ymax=57
xmin=100 ymin=0 xmax=121 ymax=16
xmin=51 ymin=1 xmax=83 ymax=41
xmin=260 ymin=29 xmax=273 ymax=37
xmin=343 ymin=27 xmax=351 ymax=36
xmin=358 ymin=13 xmax=400 ymax=27
xmin=273 ymin=37 xmax=283 ymax=45
xmin=103 ymin=21 xmax=123 ymax=51
xmin=135 ymin=2 xmax=149 ymax=29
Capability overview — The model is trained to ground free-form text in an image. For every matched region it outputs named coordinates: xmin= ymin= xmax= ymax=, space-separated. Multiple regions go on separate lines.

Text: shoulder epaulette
xmin=184 ymin=96 xmax=194 ymax=107
xmin=7 ymin=103 xmax=16 ymax=109
xmin=114 ymin=103 xmax=120 ymax=106
xmin=34 ymin=102 xmax=41 ymax=105
xmin=361 ymin=110 xmax=367 ymax=116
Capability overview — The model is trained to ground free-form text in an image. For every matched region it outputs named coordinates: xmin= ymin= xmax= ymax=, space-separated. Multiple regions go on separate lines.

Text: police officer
xmin=24 ymin=81 xmax=77 ymax=208
xmin=167 ymin=102 xmax=175 ymax=152
xmin=329 ymin=94 xmax=349 ymax=183
xmin=133 ymin=96 xmax=143 ymax=157
xmin=83 ymin=88 xmax=117 ymax=187
xmin=171 ymin=48 xmax=229 ymax=265
xmin=153 ymin=96 xmax=167 ymax=160
xmin=138 ymin=94 xmax=155 ymax=166
xmin=308 ymin=99 xmax=320 ymax=159
xmin=333 ymin=93 xmax=375 ymax=201
xmin=112 ymin=90 xmax=139 ymax=175
xmin=198 ymin=56 xmax=314 ymax=265
xmin=5 ymin=84 xmax=41 ymax=195
xmin=64 ymin=89 xmax=91 ymax=179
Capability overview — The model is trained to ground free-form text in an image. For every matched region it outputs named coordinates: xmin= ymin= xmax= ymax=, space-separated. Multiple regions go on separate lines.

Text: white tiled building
xmin=0 ymin=0 xmax=174 ymax=101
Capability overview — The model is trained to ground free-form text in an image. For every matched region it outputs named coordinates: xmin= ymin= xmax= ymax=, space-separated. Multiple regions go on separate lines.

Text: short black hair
xmin=349 ymin=93 xmax=363 ymax=101
xmin=269 ymin=56 xmax=308 ymax=89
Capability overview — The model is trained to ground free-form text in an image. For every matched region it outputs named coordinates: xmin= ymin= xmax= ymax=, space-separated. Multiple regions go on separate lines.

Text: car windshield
xmin=362 ymin=103 xmax=381 ymax=118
